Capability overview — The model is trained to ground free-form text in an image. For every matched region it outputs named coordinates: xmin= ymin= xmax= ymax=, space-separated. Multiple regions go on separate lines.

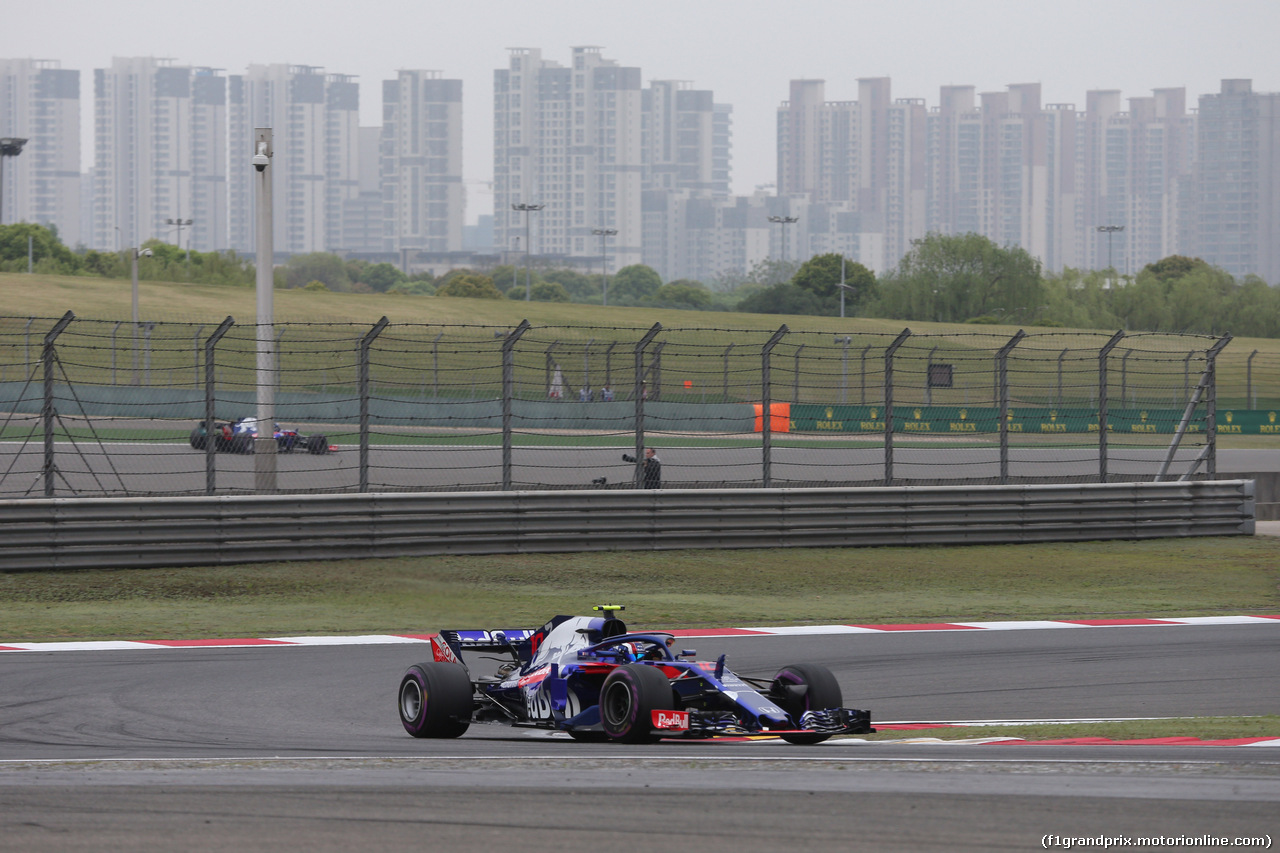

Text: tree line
xmin=3 ymin=223 xmax=1277 ymax=337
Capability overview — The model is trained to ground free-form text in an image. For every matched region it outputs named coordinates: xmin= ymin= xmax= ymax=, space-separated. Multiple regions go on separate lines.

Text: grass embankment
xmin=3 ymin=537 xmax=1277 ymax=643
xmin=5 ymin=271 xmax=1280 ymax=411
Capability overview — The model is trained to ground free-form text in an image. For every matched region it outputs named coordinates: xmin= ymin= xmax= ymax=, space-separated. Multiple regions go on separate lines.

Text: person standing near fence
xmin=622 ymin=447 xmax=661 ymax=489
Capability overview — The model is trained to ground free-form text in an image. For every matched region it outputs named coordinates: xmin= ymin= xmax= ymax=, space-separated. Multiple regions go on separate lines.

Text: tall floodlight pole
xmin=1096 ymin=225 xmax=1124 ymax=275
xmin=768 ymin=215 xmax=799 ymax=264
xmin=167 ymin=216 xmax=194 ymax=265
xmin=592 ymin=227 xmax=617 ymax=307
xmin=512 ymin=202 xmax=544 ymax=300
xmin=252 ymin=129 xmax=277 ymax=493
xmin=129 ymin=245 xmax=152 ymax=384
xmin=0 ymin=137 xmax=28 ymax=225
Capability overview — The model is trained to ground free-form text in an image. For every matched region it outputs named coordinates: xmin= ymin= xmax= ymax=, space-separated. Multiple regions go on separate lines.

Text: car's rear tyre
xmin=398 ymin=662 xmax=473 ymax=738
xmin=231 ymin=433 xmax=254 ymax=454
xmin=306 ymin=434 xmax=329 ymax=454
xmin=770 ymin=663 xmax=843 ymax=744
xmin=189 ymin=427 xmax=207 ymax=450
xmin=600 ymin=663 xmax=673 ymax=744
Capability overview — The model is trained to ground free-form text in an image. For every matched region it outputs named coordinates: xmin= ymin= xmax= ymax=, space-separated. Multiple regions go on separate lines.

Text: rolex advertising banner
xmin=784 ymin=405 xmax=1280 ymax=435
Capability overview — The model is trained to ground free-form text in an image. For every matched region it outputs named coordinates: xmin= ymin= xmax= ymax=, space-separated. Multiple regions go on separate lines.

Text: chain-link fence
xmin=0 ymin=313 xmax=1250 ymax=498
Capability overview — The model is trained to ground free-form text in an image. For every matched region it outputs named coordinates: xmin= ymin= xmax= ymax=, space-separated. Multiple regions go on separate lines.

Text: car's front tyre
xmin=600 ymin=663 xmax=673 ymax=744
xmin=770 ymin=663 xmax=843 ymax=744
xmin=398 ymin=662 xmax=473 ymax=738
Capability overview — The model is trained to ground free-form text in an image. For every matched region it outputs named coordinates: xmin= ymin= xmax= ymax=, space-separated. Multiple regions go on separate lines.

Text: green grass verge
xmin=3 ymin=537 xmax=1277 ymax=643
xmin=857 ymin=716 xmax=1280 ymax=742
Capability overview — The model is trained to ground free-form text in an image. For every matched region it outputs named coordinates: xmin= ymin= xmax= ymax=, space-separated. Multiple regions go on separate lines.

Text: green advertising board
xmin=789 ymin=405 xmax=1280 ymax=435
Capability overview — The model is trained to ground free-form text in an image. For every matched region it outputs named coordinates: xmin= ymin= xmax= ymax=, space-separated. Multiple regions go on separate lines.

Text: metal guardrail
xmin=0 ymin=480 xmax=1254 ymax=571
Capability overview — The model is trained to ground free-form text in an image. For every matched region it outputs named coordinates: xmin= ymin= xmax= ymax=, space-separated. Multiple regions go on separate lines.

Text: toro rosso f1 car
xmin=397 ymin=606 xmax=873 ymax=743
xmin=188 ymin=417 xmax=334 ymax=454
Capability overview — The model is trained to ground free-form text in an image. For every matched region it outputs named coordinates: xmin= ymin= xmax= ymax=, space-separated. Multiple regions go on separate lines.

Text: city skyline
xmin=7 ymin=0 xmax=1279 ymax=220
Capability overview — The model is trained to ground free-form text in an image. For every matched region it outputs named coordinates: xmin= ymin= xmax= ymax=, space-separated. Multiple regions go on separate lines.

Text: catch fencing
xmin=0 ymin=313 xmax=1251 ymax=499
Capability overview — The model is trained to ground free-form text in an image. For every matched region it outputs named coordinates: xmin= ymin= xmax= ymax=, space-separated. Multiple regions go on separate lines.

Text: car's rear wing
xmin=432 ymin=628 xmax=540 ymax=666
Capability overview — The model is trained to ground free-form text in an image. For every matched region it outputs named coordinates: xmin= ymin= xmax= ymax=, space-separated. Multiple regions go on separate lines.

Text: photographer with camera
xmin=622 ymin=446 xmax=662 ymax=489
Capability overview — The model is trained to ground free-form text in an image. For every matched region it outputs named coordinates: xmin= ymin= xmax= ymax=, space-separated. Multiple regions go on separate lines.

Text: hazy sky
xmin=7 ymin=0 xmax=1279 ymax=222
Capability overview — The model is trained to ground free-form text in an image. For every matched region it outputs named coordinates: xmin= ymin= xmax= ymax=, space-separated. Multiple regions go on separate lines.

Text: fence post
xmin=605 ymin=342 xmax=616 ymax=390
xmin=761 ymin=325 xmax=789 ymax=488
xmin=432 ymin=331 xmax=444 ymax=398
xmin=1098 ymin=331 xmax=1126 ymax=482
xmin=193 ymin=326 xmax=205 ymax=388
xmin=583 ymin=339 xmax=594 ymax=394
xmin=144 ymin=322 xmax=154 ymax=386
xmin=1247 ymin=349 xmax=1258 ymax=408
xmin=651 ymin=342 xmax=666 ymax=402
xmin=42 ymin=311 xmax=74 ymax=498
xmin=793 ymin=343 xmax=806 ymax=404
xmin=883 ymin=328 xmax=912 ymax=485
xmin=860 ymin=344 xmax=871 ymax=405
xmin=545 ymin=342 xmax=560 ymax=400
xmin=204 ymin=317 xmax=235 ymax=495
xmin=632 ymin=323 xmax=662 ymax=487
xmin=1121 ymin=349 xmax=1132 ymax=407
xmin=110 ymin=322 xmax=121 ymax=385
xmin=834 ymin=336 xmax=850 ymax=405
xmin=1057 ymin=348 xmax=1067 ymax=407
xmin=996 ymin=330 xmax=1026 ymax=484
xmin=925 ymin=345 xmax=939 ymax=406
xmin=722 ymin=343 xmax=734 ymax=402
xmin=502 ymin=320 xmax=531 ymax=490
xmin=359 ymin=317 xmax=390 ymax=493
xmin=1206 ymin=334 xmax=1231 ymax=479
xmin=1183 ymin=350 xmax=1193 ymax=403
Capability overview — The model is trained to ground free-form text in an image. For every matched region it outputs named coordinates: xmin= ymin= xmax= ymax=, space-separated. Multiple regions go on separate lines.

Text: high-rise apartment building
xmin=189 ymin=68 xmax=227 ymax=253
xmin=228 ymin=64 xmax=358 ymax=256
xmin=1193 ymin=79 xmax=1280 ymax=284
xmin=779 ymin=78 xmax=1191 ymax=278
xmin=0 ymin=59 xmax=80 ymax=244
xmin=380 ymin=70 xmax=464 ymax=254
xmin=776 ymin=78 xmax=924 ymax=270
xmin=91 ymin=58 xmax=226 ymax=252
xmin=340 ymin=126 xmax=384 ymax=255
xmin=776 ymin=79 xmax=859 ymax=206
xmin=494 ymin=47 xmax=644 ymax=271
xmin=642 ymin=80 xmax=732 ymax=197
xmin=1078 ymin=88 xmax=1195 ymax=274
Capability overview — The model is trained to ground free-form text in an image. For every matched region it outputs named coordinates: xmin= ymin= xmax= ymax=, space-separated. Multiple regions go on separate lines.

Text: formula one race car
xmin=397 ymin=606 xmax=873 ymax=744
xmin=187 ymin=417 xmax=334 ymax=455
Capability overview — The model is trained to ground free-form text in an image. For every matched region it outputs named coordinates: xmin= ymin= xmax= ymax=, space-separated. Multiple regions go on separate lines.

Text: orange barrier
xmin=752 ymin=402 xmax=791 ymax=433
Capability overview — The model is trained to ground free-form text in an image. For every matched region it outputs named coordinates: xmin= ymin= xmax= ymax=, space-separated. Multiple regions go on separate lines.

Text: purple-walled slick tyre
xmin=398 ymin=662 xmax=473 ymax=738
xmin=770 ymin=663 xmax=843 ymax=744
xmin=600 ymin=664 xmax=672 ymax=744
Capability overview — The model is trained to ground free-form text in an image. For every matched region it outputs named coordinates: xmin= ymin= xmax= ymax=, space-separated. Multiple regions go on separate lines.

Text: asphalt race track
xmin=2 ymin=442 xmax=1277 ymax=496
xmin=2 ymin=624 xmax=1277 ymax=851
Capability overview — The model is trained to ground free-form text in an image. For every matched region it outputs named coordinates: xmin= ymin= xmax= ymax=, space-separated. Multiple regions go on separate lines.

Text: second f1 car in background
xmin=188 ymin=417 xmax=335 ymax=455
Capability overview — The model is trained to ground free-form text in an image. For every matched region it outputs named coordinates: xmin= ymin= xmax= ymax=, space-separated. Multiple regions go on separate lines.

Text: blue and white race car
xmin=397 ymin=606 xmax=873 ymax=744
xmin=188 ymin=417 xmax=333 ymax=455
